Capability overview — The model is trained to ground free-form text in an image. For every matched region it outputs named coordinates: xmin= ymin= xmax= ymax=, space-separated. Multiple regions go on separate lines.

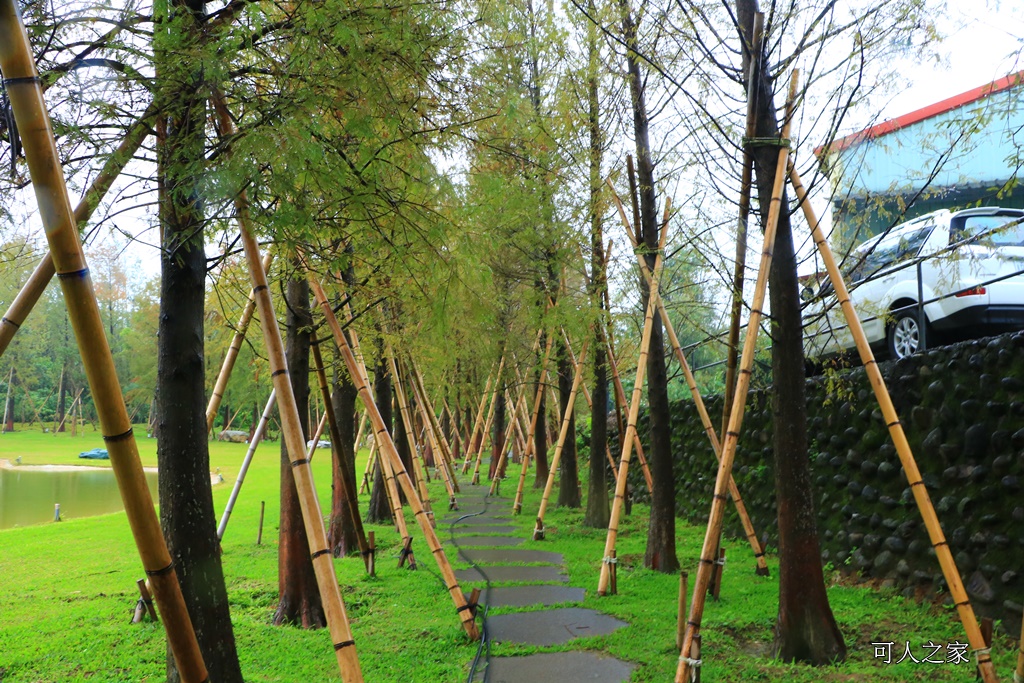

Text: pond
xmin=0 ymin=466 xmax=159 ymax=529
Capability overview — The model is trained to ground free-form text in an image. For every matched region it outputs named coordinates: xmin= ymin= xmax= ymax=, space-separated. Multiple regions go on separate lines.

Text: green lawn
xmin=0 ymin=426 xmax=1012 ymax=681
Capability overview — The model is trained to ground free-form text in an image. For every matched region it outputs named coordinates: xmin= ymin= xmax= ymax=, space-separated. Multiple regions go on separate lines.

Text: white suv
xmin=803 ymin=207 xmax=1024 ymax=360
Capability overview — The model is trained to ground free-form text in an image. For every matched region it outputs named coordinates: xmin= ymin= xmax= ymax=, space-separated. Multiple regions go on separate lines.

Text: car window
xmin=845 ymin=225 xmax=933 ymax=284
xmin=951 ymin=213 xmax=1024 ymax=247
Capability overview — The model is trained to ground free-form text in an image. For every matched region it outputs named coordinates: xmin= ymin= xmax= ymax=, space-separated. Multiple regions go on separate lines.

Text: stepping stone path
xmin=450 ymin=484 xmax=635 ymax=683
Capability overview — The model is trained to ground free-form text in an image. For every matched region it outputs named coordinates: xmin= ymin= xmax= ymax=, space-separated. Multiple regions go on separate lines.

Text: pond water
xmin=0 ymin=467 xmax=159 ymax=529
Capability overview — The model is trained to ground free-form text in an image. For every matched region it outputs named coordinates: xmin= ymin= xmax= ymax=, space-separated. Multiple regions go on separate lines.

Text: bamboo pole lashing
xmin=675 ymin=71 xmax=799 ymax=683
xmin=0 ymin=7 xmax=209 ymax=680
xmin=788 ymin=163 xmax=998 ymax=683
xmin=217 ymin=389 xmax=276 ymax=540
xmin=511 ymin=333 xmax=557 ymax=512
xmin=534 ymin=335 xmax=590 ymax=539
xmin=309 ymin=278 xmax=480 ymax=640
xmin=211 ymin=92 xmax=363 ymax=682
xmin=596 ymin=202 xmax=669 ymax=597
xmin=610 ymin=186 xmax=768 ymax=576
xmin=310 ymin=340 xmax=371 ymax=562
xmin=206 ymin=251 xmax=274 ymax=434
xmin=471 ymin=356 xmax=505 ymax=485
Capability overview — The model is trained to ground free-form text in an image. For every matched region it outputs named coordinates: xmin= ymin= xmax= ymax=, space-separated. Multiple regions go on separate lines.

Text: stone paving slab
xmin=485 ymin=607 xmax=629 ymax=646
xmin=439 ymin=513 xmax=511 ymax=524
xmin=483 ymin=585 xmax=585 ymax=608
xmin=446 ymin=536 xmax=524 ymax=547
xmin=458 ymin=548 xmax=563 ymax=565
xmin=472 ymin=651 xmax=635 ymax=683
xmin=448 ymin=525 xmax=517 ymax=535
xmin=455 ymin=566 xmax=569 ymax=583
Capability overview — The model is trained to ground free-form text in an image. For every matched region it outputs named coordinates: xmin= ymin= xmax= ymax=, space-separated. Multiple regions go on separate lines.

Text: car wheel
xmin=887 ymin=309 xmax=927 ymax=360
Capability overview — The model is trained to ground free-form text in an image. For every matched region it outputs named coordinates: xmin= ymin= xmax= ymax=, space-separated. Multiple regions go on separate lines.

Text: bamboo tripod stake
xmin=788 ymin=165 xmax=998 ymax=683
xmin=676 ymin=71 xmax=799 ymax=683
xmin=534 ymin=335 xmax=589 ymax=539
xmin=217 ymin=389 xmax=275 ymax=540
xmin=489 ymin=380 xmax=531 ymax=495
xmin=609 ymin=189 xmax=769 ymax=576
xmin=510 ymin=333 xmax=556 ymax=507
xmin=408 ymin=369 xmax=459 ymax=506
xmin=462 ymin=368 xmax=495 ymax=472
xmin=310 ymin=279 xmax=481 ymax=640
xmin=559 ymin=328 xmax=619 ymax=482
xmin=311 ymin=341 xmax=371 ymax=561
xmin=411 ymin=363 xmax=461 ymax=493
xmin=206 ymin=251 xmax=274 ymax=434
xmin=0 ymin=5 xmax=209 ymax=680
xmin=472 ymin=356 xmax=505 ymax=485
xmin=597 ymin=217 xmax=669 ymax=596
xmin=211 ymin=93 xmax=363 ymax=682
xmin=390 ymin=353 xmax=437 ymax=517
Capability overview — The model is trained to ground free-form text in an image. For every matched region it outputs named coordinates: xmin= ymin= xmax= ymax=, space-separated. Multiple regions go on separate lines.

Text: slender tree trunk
xmin=329 ymin=367 xmax=361 ymax=556
xmin=153 ymin=1 xmax=243 ymax=677
xmin=584 ymin=7 xmax=610 ymax=527
xmin=735 ymin=0 xmax=845 ymax=663
xmin=555 ymin=343 xmax=581 ymax=508
xmin=366 ymin=356 xmax=393 ymax=523
xmin=272 ymin=273 xmax=325 ymax=628
xmin=531 ymin=350 xmax=549 ymax=488
xmin=490 ymin=385 xmax=506 ymax=480
xmin=617 ymin=0 xmax=678 ymax=573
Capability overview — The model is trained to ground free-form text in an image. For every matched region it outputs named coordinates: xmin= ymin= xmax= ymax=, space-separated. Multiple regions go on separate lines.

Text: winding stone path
xmin=451 ymin=484 xmax=634 ymax=682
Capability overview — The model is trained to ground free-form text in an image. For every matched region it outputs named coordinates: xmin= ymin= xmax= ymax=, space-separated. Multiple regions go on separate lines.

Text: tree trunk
xmin=555 ymin=343 xmax=581 ymax=508
xmin=366 ymin=356 xmax=393 ymax=523
xmin=328 ymin=366 xmax=361 ymax=556
xmin=584 ymin=8 xmax=610 ymax=527
xmin=618 ymin=0 xmax=678 ymax=573
xmin=272 ymin=273 xmax=325 ymax=628
xmin=56 ymin=364 xmax=66 ymax=432
xmin=735 ymin=0 xmax=845 ymax=664
xmin=532 ymin=341 xmax=549 ymax=488
xmin=155 ymin=4 xmax=243 ymax=672
xmin=490 ymin=385 xmax=506 ymax=480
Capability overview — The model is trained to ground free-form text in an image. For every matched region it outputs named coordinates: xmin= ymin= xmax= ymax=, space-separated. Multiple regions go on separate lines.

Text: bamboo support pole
xmin=210 ymin=92 xmax=362 ymax=681
xmin=310 ymin=340 xmax=370 ymax=563
xmin=559 ymin=328 xmax=619 ymax=485
xmin=360 ymin=441 xmax=377 ymax=495
xmin=676 ymin=71 xmax=799 ymax=683
xmin=603 ymin=329 xmax=653 ymax=492
xmin=217 ymin=389 xmax=275 ymax=540
xmin=206 ymin=251 xmax=274 ymax=434
xmin=309 ymin=278 xmax=479 ymax=639
xmin=610 ymin=189 xmax=768 ymax=575
xmin=510 ymin=334 xmax=556 ymax=508
xmin=471 ymin=356 xmax=505 ymax=485
xmin=788 ymin=164 xmax=998 ymax=683
xmin=305 ymin=411 xmax=329 ymax=463
xmin=0 ymin=105 xmax=155 ymax=362
xmin=596 ymin=219 xmax=668 ymax=597
xmin=389 ymin=353 xmax=436 ymax=518
xmin=55 ymin=389 xmax=83 ymax=434
xmin=723 ymin=13 xmax=764 ymax=439
xmin=534 ymin=335 xmax=589 ymax=539
xmin=462 ymin=368 xmax=494 ymax=473
xmin=410 ymin=363 xmax=461 ymax=492
xmin=489 ymin=381 xmax=529 ymax=495
xmin=354 ymin=410 xmax=368 ymax=451
xmin=0 ymin=6 xmax=209 ymax=680
xmin=409 ymin=369 xmax=458 ymax=505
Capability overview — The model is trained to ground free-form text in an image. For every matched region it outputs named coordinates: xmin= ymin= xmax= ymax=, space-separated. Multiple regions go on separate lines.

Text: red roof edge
xmin=815 ymin=69 xmax=1024 ymax=156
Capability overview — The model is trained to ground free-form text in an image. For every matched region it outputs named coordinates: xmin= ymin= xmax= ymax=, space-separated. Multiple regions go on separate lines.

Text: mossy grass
xmin=0 ymin=429 xmax=1014 ymax=680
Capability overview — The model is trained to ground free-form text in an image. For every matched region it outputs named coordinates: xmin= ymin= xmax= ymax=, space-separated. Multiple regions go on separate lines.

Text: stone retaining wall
xmin=627 ymin=330 xmax=1024 ymax=627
